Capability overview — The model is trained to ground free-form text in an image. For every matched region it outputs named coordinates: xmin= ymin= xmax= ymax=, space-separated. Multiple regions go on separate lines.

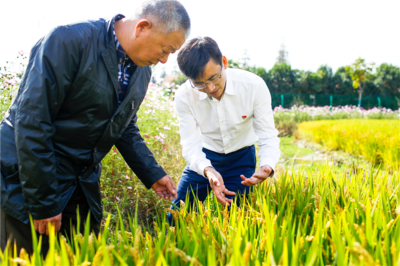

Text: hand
xmin=33 ymin=213 xmax=62 ymax=235
xmin=241 ymin=165 xmax=273 ymax=186
xmin=204 ymin=167 xmax=236 ymax=206
xmin=151 ymin=175 xmax=177 ymax=201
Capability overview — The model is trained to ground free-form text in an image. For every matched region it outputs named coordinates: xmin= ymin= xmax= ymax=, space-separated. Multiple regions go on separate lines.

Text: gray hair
xmin=135 ymin=0 xmax=191 ymax=38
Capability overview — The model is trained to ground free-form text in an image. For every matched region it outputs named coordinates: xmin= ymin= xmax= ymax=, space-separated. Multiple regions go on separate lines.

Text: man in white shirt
xmin=168 ymin=37 xmax=280 ymax=222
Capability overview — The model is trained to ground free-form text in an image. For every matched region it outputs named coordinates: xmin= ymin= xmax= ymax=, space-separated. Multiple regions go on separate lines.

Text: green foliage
xmin=374 ymin=63 xmax=400 ymax=97
xmin=1 ymin=165 xmax=399 ymax=265
xmin=171 ymin=72 xmax=188 ymax=86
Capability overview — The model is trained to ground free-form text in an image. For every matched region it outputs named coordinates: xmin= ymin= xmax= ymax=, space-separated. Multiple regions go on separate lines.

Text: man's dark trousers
xmin=167 ymin=145 xmax=256 ymax=224
xmin=0 ymin=183 xmax=100 ymax=257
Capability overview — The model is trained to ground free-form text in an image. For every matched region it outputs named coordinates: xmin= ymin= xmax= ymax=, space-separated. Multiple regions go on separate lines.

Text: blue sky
xmin=1 ymin=0 xmax=399 ymax=76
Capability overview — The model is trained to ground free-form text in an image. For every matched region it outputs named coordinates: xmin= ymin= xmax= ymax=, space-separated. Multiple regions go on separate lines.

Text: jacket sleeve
xmin=14 ymin=26 xmax=81 ymax=219
xmin=115 ymin=114 xmax=167 ymax=189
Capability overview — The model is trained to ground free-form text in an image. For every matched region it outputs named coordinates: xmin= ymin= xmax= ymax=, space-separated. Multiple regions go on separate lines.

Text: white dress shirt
xmin=175 ymin=68 xmax=281 ymax=177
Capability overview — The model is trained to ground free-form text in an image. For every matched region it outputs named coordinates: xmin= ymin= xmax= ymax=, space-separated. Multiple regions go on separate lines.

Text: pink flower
xmin=143 ymin=134 xmax=150 ymax=139
xmin=116 ymin=196 xmax=121 ymax=201
xmin=163 ymin=125 xmax=170 ymax=130
xmin=125 ymin=175 xmax=130 ymax=180
xmin=154 ymin=135 xmax=164 ymax=144
xmin=171 ymin=82 xmax=175 ymax=86
xmin=118 ymin=180 xmax=122 ymax=183
xmin=112 ymin=148 xmax=118 ymax=153
xmin=5 ymin=79 xmax=16 ymax=86
xmin=18 ymin=50 xmax=25 ymax=56
xmin=162 ymin=147 xmax=166 ymax=150
xmin=172 ymin=89 xmax=177 ymax=93
xmin=127 ymin=186 xmax=132 ymax=189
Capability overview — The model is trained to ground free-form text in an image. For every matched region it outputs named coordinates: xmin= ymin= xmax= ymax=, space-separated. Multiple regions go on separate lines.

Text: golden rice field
xmin=1 ymin=165 xmax=399 ymax=266
xmin=298 ymin=119 xmax=400 ymax=169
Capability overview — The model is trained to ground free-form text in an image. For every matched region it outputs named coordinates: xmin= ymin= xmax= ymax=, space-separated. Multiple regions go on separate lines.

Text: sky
xmin=1 ymin=0 xmax=399 ymax=77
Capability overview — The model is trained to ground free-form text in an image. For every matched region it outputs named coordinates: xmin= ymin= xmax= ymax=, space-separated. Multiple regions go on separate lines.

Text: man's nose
xmin=204 ymin=83 xmax=215 ymax=93
xmin=159 ymin=53 xmax=169 ymax=64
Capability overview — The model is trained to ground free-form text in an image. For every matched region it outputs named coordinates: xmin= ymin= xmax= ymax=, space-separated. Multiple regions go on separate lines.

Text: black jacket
xmin=0 ymin=15 xmax=166 ymax=224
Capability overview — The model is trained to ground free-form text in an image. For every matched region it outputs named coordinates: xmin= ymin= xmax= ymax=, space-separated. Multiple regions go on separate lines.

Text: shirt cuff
xmin=260 ymin=158 xmax=276 ymax=172
xmin=196 ymin=159 xmax=213 ymax=177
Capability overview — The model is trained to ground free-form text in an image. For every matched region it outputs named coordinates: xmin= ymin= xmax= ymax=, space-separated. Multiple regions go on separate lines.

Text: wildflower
xmin=127 ymin=186 xmax=132 ymax=189
xmin=116 ymin=196 xmax=121 ymax=201
xmin=125 ymin=175 xmax=130 ymax=180
xmin=118 ymin=180 xmax=122 ymax=183
xmin=144 ymin=134 xmax=150 ymax=138
xmin=154 ymin=135 xmax=164 ymax=144
xmin=162 ymin=147 xmax=166 ymax=150
xmin=18 ymin=50 xmax=25 ymax=55
xmin=163 ymin=125 xmax=170 ymax=130
xmin=112 ymin=148 xmax=118 ymax=153
xmin=159 ymin=132 xmax=166 ymax=139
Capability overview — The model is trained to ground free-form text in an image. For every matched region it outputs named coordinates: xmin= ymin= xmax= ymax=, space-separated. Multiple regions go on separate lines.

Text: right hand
xmin=33 ymin=213 xmax=62 ymax=235
xmin=204 ymin=167 xmax=235 ymax=206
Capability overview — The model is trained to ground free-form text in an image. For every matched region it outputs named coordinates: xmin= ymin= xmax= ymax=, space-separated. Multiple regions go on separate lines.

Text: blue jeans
xmin=167 ymin=145 xmax=256 ymax=224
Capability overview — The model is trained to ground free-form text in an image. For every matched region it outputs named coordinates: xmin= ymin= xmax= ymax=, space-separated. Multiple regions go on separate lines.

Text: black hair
xmin=177 ymin=37 xmax=222 ymax=80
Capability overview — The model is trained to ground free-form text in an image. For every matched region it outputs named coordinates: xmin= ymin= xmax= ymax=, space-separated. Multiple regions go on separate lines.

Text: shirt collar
xmin=113 ymin=15 xmax=135 ymax=64
xmin=198 ymin=68 xmax=235 ymax=100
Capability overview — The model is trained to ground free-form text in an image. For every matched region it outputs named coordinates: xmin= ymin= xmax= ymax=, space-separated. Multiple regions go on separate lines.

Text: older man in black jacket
xmin=0 ymin=0 xmax=190 ymax=255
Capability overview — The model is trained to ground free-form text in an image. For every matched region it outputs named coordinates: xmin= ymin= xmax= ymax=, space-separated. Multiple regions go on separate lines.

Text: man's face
xmin=191 ymin=56 xmax=228 ymax=100
xmin=129 ymin=28 xmax=186 ymax=67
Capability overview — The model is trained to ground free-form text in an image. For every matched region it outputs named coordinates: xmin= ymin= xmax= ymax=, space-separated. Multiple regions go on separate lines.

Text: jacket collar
xmin=199 ymin=68 xmax=235 ymax=100
xmin=102 ymin=14 xmax=126 ymax=101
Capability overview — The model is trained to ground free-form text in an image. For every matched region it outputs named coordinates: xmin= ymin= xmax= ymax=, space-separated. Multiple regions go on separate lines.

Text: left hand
xmin=240 ymin=165 xmax=273 ymax=186
xmin=151 ymin=175 xmax=177 ymax=201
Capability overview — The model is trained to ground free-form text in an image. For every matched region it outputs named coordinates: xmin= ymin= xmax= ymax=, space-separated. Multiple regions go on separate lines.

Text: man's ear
xmin=222 ymin=56 xmax=228 ymax=69
xmin=134 ymin=19 xmax=152 ymax=38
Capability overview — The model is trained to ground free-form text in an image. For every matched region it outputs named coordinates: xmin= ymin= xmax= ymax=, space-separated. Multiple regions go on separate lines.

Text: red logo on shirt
xmin=242 ymin=116 xmax=247 ymax=119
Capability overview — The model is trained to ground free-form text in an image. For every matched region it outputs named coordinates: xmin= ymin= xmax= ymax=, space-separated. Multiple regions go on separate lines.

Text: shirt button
xmin=110 ymin=117 xmax=114 ymax=122
xmin=94 ymin=147 xmax=97 ymax=153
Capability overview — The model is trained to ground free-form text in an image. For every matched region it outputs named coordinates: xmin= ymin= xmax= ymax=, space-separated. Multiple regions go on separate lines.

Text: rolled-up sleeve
xmin=252 ymin=79 xmax=281 ymax=171
xmin=175 ymin=92 xmax=211 ymax=177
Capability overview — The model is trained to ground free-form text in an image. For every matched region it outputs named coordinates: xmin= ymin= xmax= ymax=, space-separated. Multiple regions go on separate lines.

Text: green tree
xmin=332 ymin=67 xmax=354 ymax=95
xmin=345 ymin=58 xmax=374 ymax=108
xmin=172 ymin=72 xmax=188 ymax=85
xmin=295 ymin=70 xmax=322 ymax=94
xmin=316 ymin=65 xmax=334 ymax=94
xmin=374 ymin=63 xmax=400 ymax=96
xmin=268 ymin=62 xmax=296 ymax=93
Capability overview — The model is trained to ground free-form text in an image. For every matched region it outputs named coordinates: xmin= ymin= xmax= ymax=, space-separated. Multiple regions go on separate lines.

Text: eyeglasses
xmin=189 ymin=65 xmax=222 ymax=90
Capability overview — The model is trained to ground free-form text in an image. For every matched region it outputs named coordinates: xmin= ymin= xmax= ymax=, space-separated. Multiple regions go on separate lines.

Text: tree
xmin=332 ymin=67 xmax=354 ymax=95
xmin=316 ymin=65 xmax=334 ymax=94
xmin=374 ymin=63 xmax=400 ymax=96
xmin=172 ymin=72 xmax=188 ymax=85
xmin=268 ymin=63 xmax=296 ymax=93
xmin=345 ymin=58 xmax=374 ymax=108
xmin=295 ymin=70 xmax=322 ymax=94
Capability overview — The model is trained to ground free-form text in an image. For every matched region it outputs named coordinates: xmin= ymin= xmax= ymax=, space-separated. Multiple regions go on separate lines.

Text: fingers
xmin=38 ymin=221 xmax=47 ymax=235
xmin=215 ymin=192 xmax=232 ymax=206
xmin=240 ymin=175 xmax=259 ymax=186
xmin=165 ymin=177 xmax=177 ymax=198
xmin=224 ymin=188 xmax=236 ymax=196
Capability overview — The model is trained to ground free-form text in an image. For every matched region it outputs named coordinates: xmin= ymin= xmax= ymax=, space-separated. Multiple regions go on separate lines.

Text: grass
xmin=298 ymin=119 xmax=400 ymax=169
xmin=1 ymin=164 xmax=399 ymax=265
xmin=279 ymin=137 xmax=315 ymax=159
